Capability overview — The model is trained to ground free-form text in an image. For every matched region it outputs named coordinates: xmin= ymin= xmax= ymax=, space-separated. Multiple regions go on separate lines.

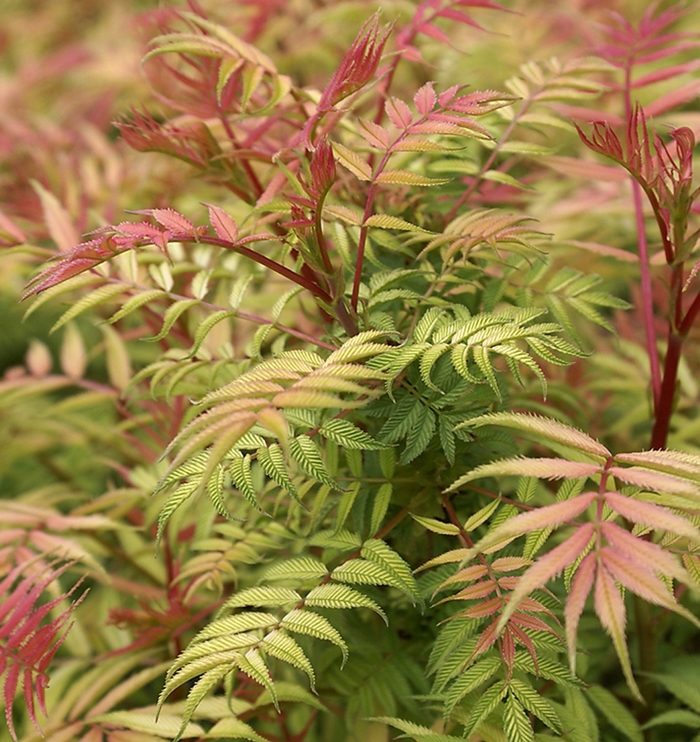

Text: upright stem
xmin=623 ymin=66 xmax=661 ymax=730
xmin=624 ymin=66 xmax=661 ymax=411
xmin=650 ymin=327 xmax=683 ymax=450
xmin=631 ymin=179 xmax=662 ymax=411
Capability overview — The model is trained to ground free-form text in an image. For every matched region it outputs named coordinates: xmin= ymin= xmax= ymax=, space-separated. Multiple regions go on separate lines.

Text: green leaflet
xmin=51 ymin=283 xmax=127 ymax=332
xmin=586 ymin=685 xmax=643 ymax=742
xmin=457 ymin=411 xmax=610 ymax=460
xmin=401 ymin=407 xmax=436 ymax=463
xmin=229 ymin=453 xmax=263 ymax=511
xmin=156 ymin=479 xmax=199 ymax=547
xmin=373 ymin=716 xmax=465 ymax=741
xmin=461 ymin=682 xmax=508 ymax=739
xmin=308 ymin=528 xmax=362 ymax=550
xmin=644 ymin=666 xmax=700 ymax=715
xmin=260 ymin=630 xmax=316 ymax=690
xmin=168 ymin=634 xmax=260 ymax=676
xmin=334 ymin=480 xmax=361 ymax=531
xmin=93 ymin=710 xmax=205 ymax=740
xmin=563 ymin=688 xmax=599 ymax=742
xmin=363 ymin=214 xmax=431 ymax=232
xmin=504 ymin=693 xmax=535 ymax=742
xmin=146 ymin=298 xmax=201 ymax=342
xmin=513 ymin=653 xmax=582 ymax=687
xmin=319 ymin=418 xmax=388 ymax=450
xmin=192 ymin=613 xmax=278 ymax=642
xmin=108 ymin=288 xmax=167 ymax=324
xmin=443 ymin=657 xmax=501 ymax=719
xmin=222 ymin=586 xmax=301 ymax=610
xmin=331 ymin=558 xmax=397 ymax=587
xmin=361 ymin=538 xmax=423 ymax=607
xmin=207 ymin=463 xmax=241 ymax=522
xmin=280 ymin=609 xmax=348 ymax=664
xmin=258 ymin=442 xmax=300 ymax=503
xmin=187 ymin=309 xmax=236 ymax=357
xmin=290 ymin=436 xmax=338 ymax=488
xmin=509 ymin=678 xmax=562 ymax=733
xmin=411 ymin=514 xmax=461 ymax=536
xmin=206 ymin=716 xmax=268 ymax=741
xmin=262 ymin=557 xmax=328 ymax=583
xmin=304 ymin=583 xmax=388 ymax=623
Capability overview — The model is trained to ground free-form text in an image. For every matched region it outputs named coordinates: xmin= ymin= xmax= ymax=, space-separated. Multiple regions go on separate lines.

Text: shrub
xmin=2 ymin=1 xmax=700 ymax=741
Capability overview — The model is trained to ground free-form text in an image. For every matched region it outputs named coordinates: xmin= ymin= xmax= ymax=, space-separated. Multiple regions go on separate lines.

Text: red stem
xmin=650 ymin=262 xmax=685 ymax=449
xmin=193 ymin=235 xmax=332 ymax=302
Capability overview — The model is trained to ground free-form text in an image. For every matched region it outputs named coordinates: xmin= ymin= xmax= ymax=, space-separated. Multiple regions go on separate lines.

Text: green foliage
xmin=2 ymin=1 xmax=700 ymax=742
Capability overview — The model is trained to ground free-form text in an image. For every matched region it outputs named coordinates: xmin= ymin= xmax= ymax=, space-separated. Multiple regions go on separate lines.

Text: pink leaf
xmin=594 ymin=563 xmax=641 ymax=700
xmin=455 ymin=596 xmax=502 ymax=618
xmin=414 ymin=82 xmax=436 ymax=114
xmin=318 ymin=14 xmax=390 ymax=109
xmin=0 ymin=563 xmax=80 ymax=741
xmin=0 ymin=210 xmax=26 ymax=246
xmin=607 ymin=466 xmax=700 ymax=496
xmin=461 ymin=492 xmax=597 ymax=561
xmin=471 ymin=618 xmax=500 ymax=659
xmin=131 ymin=208 xmax=195 ymax=234
xmin=438 ymin=85 xmax=461 ymax=108
xmin=545 ymin=155 xmax=627 ymax=182
xmin=416 ymin=22 xmax=452 ymax=46
xmin=357 ymin=119 xmax=391 ymax=150
xmin=509 ymin=612 xmax=560 ymax=635
xmin=562 ymin=240 xmax=638 ymax=262
xmin=509 ymin=623 xmax=539 ymax=670
xmin=605 ymin=490 xmax=700 ymax=542
xmin=385 ymin=97 xmax=414 ymax=130
xmin=601 ymin=521 xmax=687 ymax=582
xmin=204 ymin=203 xmax=239 ymax=242
xmin=114 ymin=222 xmax=164 ymax=240
xmin=644 ymin=80 xmax=700 ymax=117
xmin=632 ymin=61 xmax=700 ymax=88
xmin=31 ymin=181 xmax=79 ymax=253
xmin=565 ymin=552 xmax=596 ymax=673
xmin=497 ymin=522 xmax=595 ymax=631
xmin=436 ymin=7 xmax=486 ymax=31
xmin=502 ymin=625 xmax=515 ymax=671
xmin=396 ymin=44 xmax=425 ymax=64
xmin=445 ymin=579 xmax=498 ymax=602
xmin=4 ymin=663 xmax=20 ymax=742
xmin=491 ymin=557 xmax=530 ymax=573
xmin=439 ymin=563 xmax=489 ymax=589
xmin=23 ymin=667 xmax=42 ymax=736
xmin=600 ymin=547 xmax=679 ymax=611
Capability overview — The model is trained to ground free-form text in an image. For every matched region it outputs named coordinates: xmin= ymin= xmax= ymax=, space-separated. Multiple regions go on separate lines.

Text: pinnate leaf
xmin=304 ymin=583 xmax=387 ymax=623
xmin=460 ymin=412 xmax=610 ymax=459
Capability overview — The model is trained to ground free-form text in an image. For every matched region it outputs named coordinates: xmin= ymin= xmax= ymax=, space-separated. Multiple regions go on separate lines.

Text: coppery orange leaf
xmin=497 ymin=523 xmax=595 ymax=632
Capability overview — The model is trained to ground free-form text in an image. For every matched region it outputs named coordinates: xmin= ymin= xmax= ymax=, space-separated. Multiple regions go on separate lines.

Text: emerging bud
xmin=318 ymin=14 xmax=390 ymax=110
xmin=308 ymin=138 xmax=337 ymax=198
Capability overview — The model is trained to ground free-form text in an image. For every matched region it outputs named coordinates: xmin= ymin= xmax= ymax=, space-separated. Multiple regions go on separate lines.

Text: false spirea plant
xmin=3 ymin=2 xmax=700 ymax=741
